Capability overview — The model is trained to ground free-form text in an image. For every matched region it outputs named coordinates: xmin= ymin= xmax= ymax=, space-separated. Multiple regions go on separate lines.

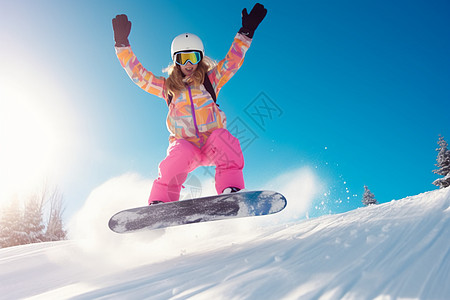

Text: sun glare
xmin=0 ymin=85 xmax=70 ymax=206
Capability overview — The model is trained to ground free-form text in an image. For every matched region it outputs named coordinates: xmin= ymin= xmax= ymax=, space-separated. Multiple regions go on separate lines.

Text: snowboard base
xmin=108 ymin=190 xmax=286 ymax=233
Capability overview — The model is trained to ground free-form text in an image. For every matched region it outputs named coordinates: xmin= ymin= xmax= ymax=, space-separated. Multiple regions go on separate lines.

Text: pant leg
xmin=149 ymin=139 xmax=201 ymax=204
xmin=202 ymin=128 xmax=245 ymax=194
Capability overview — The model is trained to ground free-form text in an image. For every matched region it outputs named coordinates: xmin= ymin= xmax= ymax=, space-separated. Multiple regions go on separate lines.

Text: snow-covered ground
xmin=1 ymin=176 xmax=449 ymax=299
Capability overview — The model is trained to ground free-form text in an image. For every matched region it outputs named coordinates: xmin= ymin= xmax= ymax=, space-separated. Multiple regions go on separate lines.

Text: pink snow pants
xmin=148 ymin=128 xmax=245 ymax=204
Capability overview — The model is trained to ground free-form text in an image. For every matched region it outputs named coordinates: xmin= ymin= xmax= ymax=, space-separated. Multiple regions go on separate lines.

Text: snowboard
xmin=108 ymin=190 xmax=286 ymax=233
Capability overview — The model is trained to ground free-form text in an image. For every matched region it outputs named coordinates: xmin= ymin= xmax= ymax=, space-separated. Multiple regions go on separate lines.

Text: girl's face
xmin=180 ymin=62 xmax=198 ymax=77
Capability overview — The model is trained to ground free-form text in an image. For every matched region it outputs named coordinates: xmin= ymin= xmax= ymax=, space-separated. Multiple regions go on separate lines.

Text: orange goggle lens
xmin=174 ymin=51 xmax=202 ymax=65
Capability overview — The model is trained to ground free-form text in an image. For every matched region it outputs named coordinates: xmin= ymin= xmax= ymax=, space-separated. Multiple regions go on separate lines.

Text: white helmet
xmin=171 ymin=33 xmax=204 ymax=61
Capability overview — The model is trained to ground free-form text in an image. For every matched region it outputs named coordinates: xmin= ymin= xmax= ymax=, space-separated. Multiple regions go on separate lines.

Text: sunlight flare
xmin=0 ymin=77 xmax=73 ymax=205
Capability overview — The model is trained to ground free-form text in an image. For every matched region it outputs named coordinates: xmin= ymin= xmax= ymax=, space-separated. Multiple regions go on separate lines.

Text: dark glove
xmin=239 ymin=3 xmax=267 ymax=38
xmin=112 ymin=14 xmax=131 ymax=47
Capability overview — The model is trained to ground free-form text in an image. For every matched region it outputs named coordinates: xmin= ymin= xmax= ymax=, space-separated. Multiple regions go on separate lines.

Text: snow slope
xmin=0 ymin=185 xmax=449 ymax=299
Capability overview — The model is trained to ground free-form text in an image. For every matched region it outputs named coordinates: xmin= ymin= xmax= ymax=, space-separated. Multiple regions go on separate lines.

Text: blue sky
xmin=1 ymin=0 xmax=449 ymax=220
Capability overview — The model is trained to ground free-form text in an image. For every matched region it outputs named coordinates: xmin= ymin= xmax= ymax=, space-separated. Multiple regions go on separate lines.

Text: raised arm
xmin=209 ymin=3 xmax=267 ymax=96
xmin=112 ymin=14 xmax=166 ymax=100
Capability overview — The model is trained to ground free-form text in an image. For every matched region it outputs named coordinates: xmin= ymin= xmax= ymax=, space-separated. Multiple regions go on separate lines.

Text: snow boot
xmin=222 ymin=187 xmax=245 ymax=194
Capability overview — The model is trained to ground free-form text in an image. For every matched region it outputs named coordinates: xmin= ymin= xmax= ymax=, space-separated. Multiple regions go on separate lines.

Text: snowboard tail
xmin=109 ymin=190 xmax=286 ymax=233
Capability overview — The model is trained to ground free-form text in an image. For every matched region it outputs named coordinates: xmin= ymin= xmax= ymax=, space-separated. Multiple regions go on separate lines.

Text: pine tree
xmin=46 ymin=211 xmax=66 ymax=241
xmin=0 ymin=184 xmax=67 ymax=248
xmin=433 ymin=135 xmax=450 ymax=189
xmin=362 ymin=185 xmax=378 ymax=206
xmin=0 ymin=198 xmax=27 ymax=248
xmin=22 ymin=195 xmax=45 ymax=244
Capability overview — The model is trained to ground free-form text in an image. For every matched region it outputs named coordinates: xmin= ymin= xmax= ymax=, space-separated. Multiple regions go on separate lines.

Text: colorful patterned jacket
xmin=115 ymin=33 xmax=252 ymax=147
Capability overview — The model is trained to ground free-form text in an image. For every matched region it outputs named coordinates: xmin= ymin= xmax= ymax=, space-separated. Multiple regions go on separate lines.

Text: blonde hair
xmin=164 ymin=56 xmax=216 ymax=99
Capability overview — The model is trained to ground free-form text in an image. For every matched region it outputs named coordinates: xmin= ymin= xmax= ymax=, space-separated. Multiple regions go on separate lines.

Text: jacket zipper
xmin=187 ymin=85 xmax=200 ymax=139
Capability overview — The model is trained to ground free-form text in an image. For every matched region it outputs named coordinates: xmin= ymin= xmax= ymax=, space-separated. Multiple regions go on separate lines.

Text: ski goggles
xmin=174 ymin=51 xmax=202 ymax=65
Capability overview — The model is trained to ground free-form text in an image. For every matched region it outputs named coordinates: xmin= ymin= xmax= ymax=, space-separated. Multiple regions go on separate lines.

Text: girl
xmin=112 ymin=3 xmax=267 ymax=205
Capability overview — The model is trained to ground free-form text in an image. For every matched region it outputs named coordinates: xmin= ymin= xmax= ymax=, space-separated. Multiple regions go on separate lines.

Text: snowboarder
xmin=112 ymin=3 xmax=267 ymax=205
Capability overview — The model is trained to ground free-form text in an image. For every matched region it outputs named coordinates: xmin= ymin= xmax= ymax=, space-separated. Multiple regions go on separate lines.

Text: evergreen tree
xmin=362 ymin=186 xmax=378 ymax=206
xmin=0 ymin=198 xmax=27 ymax=248
xmin=0 ymin=184 xmax=67 ymax=248
xmin=22 ymin=196 xmax=45 ymax=244
xmin=46 ymin=211 xmax=66 ymax=241
xmin=433 ymin=135 xmax=450 ymax=188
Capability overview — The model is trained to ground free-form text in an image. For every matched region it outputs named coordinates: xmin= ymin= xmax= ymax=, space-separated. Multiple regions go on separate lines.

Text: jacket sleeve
xmin=208 ymin=33 xmax=252 ymax=97
xmin=115 ymin=46 xmax=167 ymax=100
